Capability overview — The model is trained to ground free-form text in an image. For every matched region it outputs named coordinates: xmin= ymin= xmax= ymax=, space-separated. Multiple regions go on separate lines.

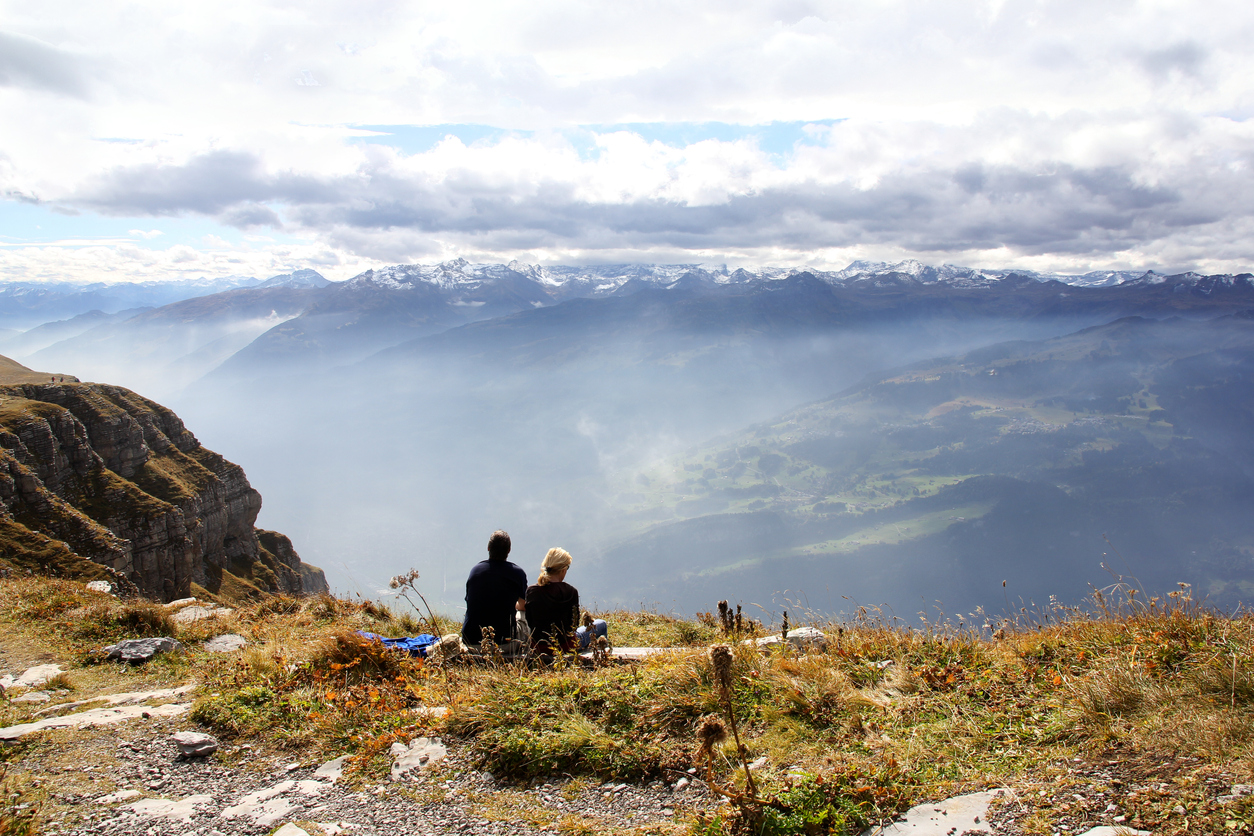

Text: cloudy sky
xmin=2 ymin=0 xmax=1253 ymax=283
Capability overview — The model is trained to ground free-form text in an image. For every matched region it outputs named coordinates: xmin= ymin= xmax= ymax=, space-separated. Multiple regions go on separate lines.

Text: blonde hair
xmin=537 ymin=547 xmax=572 ymax=586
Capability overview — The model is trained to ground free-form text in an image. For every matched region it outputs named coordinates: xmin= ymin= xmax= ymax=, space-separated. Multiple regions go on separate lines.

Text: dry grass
xmin=2 ymin=575 xmax=1253 ymax=834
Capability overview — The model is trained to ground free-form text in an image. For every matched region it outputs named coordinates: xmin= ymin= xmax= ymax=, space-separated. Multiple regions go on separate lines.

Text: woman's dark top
xmin=525 ymin=581 xmax=579 ymax=652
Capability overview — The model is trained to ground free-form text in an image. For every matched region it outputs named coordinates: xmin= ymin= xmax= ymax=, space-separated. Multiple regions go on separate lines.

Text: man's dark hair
xmin=487 ymin=529 xmax=511 ymax=561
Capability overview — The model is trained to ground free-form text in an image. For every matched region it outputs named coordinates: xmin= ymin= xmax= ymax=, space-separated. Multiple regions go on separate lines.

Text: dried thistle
xmin=707 ymin=643 xmax=757 ymax=800
xmin=582 ymin=611 xmax=594 ymax=630
xmin=710 ymin=644 xmax=734 ymax=694
xmin=696 ymin=715 xmax=728 ymax=753
xmin=718 ymin=600 xmax=731 ymax=634
xmin=388 ymin=569 xmax=421 ymax=589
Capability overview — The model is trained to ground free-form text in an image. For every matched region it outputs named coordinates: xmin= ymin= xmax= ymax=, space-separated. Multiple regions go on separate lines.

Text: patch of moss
xmin=188 ymin=582 xmax=230 ymax=606
xmin=185 ymin=445 xmax=233 ymax=478
xmin=216 ymin=569 xmax=273 ymax=604
xmin=52 ymin=457 xmax=174 ymax=529
xmin=0 ymin=517 xmax=116 ymax=584
xmin=129 ymin=448 xmax=218 ymax=505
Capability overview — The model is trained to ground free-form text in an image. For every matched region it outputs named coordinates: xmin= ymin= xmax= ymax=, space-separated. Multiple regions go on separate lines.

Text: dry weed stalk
xmin=389 ymin=569 xmax=440 ymax=636
xmin=709 ymin=644 xmax=758 ymax=801
xmin=592 ymin=636 xmax=611 ymax=667
xmin=479 ymin=626 xmax=505 ymax=668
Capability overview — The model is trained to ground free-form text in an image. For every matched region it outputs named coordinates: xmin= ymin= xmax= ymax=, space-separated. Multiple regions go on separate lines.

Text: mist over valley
xmin=4 ymin=260 xmax=1254 ymax=622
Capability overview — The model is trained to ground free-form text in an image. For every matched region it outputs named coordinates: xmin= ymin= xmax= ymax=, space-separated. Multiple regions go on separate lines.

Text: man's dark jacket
xmin=462 ymin=558 xmax=527 ymax=645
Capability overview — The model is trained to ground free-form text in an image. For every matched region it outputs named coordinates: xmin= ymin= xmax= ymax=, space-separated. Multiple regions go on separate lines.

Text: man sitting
xmin=462 ymin=529 xmax=527 ymax=648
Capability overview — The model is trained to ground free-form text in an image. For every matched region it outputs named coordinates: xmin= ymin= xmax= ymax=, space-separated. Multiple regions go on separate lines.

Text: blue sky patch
xmin=352 ymin=121 xmax=841 ymax=161
xmin=353 ymin=124 xmax=529 ymax=154
xmin=0 ymin=199 xmax=292 ymax=250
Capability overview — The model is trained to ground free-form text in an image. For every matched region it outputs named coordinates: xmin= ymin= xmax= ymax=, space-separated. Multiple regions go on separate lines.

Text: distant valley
xmin=4 ymin=260 xmax=1254 ymax=619
xmin=596 ymin=314 xmax=1254 ymax=617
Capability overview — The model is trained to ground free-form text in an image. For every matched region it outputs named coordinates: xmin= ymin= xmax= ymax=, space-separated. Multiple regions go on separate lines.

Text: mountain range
xmin=4 ymin=260 xmax=1254 ymax=400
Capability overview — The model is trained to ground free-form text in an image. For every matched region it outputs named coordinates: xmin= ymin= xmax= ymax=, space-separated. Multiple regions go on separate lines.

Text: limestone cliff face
xmin=0 ymin=378 xmax=328 ymax=601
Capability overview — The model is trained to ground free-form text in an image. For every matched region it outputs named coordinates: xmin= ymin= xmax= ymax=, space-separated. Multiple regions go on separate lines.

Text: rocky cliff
xmin=0 ymin=357 xmax=328 ymax=601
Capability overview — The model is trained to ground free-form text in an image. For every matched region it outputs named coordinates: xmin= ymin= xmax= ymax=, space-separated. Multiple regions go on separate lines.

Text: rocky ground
xmin=0 ymin=654 xmax=714 ymax=836
xmin=4 ymin=630 xmax=1253 ymax=836
xmin=6 ymin=707 xmax=716 ymax=836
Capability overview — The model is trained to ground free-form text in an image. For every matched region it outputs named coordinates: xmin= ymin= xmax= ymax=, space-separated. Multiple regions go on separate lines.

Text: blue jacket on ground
xmin=462 ymin=558 xmax=527 ymax=645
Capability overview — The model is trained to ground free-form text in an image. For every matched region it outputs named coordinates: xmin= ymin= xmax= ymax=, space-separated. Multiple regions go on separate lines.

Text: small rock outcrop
xmin=103 ymin=637 xmax=182 ymax=663
xmin=0 ymin=361 xmax=328 ymax=601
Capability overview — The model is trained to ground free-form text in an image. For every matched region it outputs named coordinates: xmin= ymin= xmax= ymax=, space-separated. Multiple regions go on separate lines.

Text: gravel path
xmin=13 ymin=710 xmax=714 ymax=836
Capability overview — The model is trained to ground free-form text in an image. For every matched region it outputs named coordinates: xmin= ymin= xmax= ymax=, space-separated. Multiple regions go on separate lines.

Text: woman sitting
xmin=524 ymin=548 xmax=609 ymax=655
xmin=525 ymin=548 xmax=580 ymax=654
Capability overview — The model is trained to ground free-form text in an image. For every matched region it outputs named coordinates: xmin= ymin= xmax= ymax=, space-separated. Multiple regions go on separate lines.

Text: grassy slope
xmin=1 ymin=575 xmax=1252 ymax=835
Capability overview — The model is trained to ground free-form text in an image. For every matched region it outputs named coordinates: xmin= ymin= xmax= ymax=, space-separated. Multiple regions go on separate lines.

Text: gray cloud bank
xmin=0 ymin=32 xmax=90 ymax=97
xmin=69 ymin=113 xmax=1254 ymax=268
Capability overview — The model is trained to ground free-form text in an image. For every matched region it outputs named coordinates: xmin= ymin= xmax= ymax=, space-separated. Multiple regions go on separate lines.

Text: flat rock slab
xmin=172 ymin=604 xmax=233 ymax=624
xmin=220 ymin=779 xmax=329 ymax=827
xmin=32 ymin=684 xmax=196 ymax=718
xmin=864 ymin=789 xmax=1012 ymax=836
xmin=751 ymin=625 xmax=828 ymax=651
xmin=390 ymin=736 xmax=448 ymax=781
xmin=0 ymin=664 xmax=65 ymax=690
xmin=607 ymin=647 xmax=689 ymax=660
xmin=273 ymin=825 xmax=313 ymax=836
xmin=313 ymin=754 xmax=350 ymax=782
xmin=96 ymin=790 xmax=143 ymax=804
xmin=204 ymin=633 xmax=247 ymax=653
xmin=122 ymin=794 xmax=215 ymax=823
xmin=1077 ymin=828 xmax=1150 ymax=836
xmin=0 ymin=700 xmax=191 ymax=740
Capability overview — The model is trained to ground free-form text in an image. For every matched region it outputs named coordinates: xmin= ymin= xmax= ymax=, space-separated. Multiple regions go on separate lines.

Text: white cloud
xmin=2 ymin=0 xmax=1254 ymax=279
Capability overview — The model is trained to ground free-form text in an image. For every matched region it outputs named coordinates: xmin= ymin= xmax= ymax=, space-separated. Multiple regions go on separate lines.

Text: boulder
xmin=86 ymin=580 xmax=114 ymax=594
xmin=103 ymin=637 xmax=181 ymax=663
xmin=172 ymin=731 xmax=219 ymax=757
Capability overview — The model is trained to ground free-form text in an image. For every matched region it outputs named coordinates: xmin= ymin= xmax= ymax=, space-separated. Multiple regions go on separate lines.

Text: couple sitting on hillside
xmin=462 ymin=529 xmax=608 ymax=658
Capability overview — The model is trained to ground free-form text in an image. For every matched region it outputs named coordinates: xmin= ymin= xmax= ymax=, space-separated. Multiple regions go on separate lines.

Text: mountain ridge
xmin=0 ymin=354 xmax=327 ymax=601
